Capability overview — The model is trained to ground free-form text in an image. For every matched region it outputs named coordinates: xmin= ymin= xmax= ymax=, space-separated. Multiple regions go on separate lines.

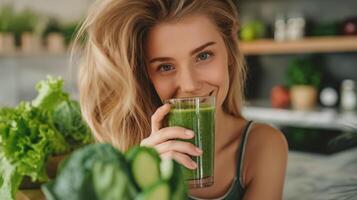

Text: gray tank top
xmin=187 ymin=121 xmax=254 ymax=200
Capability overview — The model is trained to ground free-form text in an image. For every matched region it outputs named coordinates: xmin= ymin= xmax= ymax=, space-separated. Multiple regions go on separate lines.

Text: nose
xmin=176 ymin=67 xmax=202 ymax=96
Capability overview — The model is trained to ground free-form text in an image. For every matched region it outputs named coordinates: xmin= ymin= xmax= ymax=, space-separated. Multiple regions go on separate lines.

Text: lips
xmin=170 ymin=90 xmax=216 ymax=100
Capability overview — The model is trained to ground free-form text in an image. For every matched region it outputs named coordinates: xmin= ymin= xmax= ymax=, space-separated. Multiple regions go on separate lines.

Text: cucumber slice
xmin=160 ymin=159 xmax=174 ymax=180
xmin=135 ymin=181 xmax=170 ymax=200
xmin=92 ymin=160 xmax=138 ymax=200
xmin=126 ymin=146 xmax=161 ymax=190
xmin=160 ymin=159 xmax=187 ymax=200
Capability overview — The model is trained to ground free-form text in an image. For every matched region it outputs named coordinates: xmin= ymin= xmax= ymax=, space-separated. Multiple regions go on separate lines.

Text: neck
xmin=215 ymin=107 xmax=245 ymax=152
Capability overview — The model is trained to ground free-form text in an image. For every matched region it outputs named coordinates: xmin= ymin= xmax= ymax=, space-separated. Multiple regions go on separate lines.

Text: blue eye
xmin=196 ymin=52 xmax=212 ymax=62
xmin=158 ymin=64 xmax=174 ymax=72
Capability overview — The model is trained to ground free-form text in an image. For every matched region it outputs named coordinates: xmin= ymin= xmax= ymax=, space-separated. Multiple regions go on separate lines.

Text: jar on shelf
xmin=340 ymin=79 xmax=357 ymax=111
xmin=286 ymin=13 xmax=305 ymax=41
xmin=274 ymin=15 xmax=286 ymax=42
xmin=0 ymin=32 xmax=16 ymax=53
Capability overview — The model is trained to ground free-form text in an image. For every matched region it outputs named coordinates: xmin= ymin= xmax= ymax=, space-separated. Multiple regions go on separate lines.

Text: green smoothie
xmin=166 ymin=106 xmax=215 ymax=181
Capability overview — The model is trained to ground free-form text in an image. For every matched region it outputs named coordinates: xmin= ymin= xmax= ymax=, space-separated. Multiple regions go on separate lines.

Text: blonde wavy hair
xmin=73 ymin=0 xmax=247 ymax=151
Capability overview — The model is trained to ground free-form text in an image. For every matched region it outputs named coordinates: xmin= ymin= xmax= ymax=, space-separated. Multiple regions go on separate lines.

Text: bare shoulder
xmin=248 ymin=123 xmax=288 ymax=152
xmin=243 ymin=122 xmax=289 ymax=190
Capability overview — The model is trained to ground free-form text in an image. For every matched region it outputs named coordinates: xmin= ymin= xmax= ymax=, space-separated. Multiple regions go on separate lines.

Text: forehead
xmin=145 ymin=14 xmax=223 ymax=58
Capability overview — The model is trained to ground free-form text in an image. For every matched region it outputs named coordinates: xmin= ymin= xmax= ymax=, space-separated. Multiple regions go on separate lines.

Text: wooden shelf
xmin=2 ymin=36 xmax=357 ymax=56
xmin=0 ymin=51 xmax=68 ymax=57
xmin=240 ymin=36 xmax=357 ymax=55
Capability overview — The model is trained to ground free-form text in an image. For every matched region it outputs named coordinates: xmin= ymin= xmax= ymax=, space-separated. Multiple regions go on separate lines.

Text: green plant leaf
xmin=286 ymin=58 xmax=322 ymax=88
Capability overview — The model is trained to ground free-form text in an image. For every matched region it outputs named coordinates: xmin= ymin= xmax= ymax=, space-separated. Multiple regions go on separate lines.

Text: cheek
xmin=217 ymin=66 xmax=230 ymax=107
xmin=150 ymin=75 xmax=175 ymax=101
xmin=207 ymin=59 xmax=230 ymax=106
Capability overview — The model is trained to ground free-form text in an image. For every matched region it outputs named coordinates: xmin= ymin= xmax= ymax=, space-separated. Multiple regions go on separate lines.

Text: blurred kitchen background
xmin=1 ymin=0 xmax=357 ymax=199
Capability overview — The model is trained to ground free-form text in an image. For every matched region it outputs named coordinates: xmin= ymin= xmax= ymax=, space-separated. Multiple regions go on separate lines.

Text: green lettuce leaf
xmin=0 ymin=76 xmax=93 ymax=200
xmin=0 ymin=102 xmax=69 ymax=182
xmin=52 ymin=100 xmax=93 ymax=148
xmin=0 ymin=157 xmax=23 ymax=200
xmin=32 ymin=76 xmax=69 ymax=110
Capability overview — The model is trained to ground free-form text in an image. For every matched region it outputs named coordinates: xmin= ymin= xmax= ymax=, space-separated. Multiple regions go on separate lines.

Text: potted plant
xmin=11 ymin=9 xmax=40 ymax=53
xmin=0 ymin=5 xmax=16 ymax=53
xmin=44 ymin=19 xmax=65 ymax=53
xmin=286 ymin=57 xmax=322 ymax=110
xmin=60 ymin=21 xmax=80 ymax=48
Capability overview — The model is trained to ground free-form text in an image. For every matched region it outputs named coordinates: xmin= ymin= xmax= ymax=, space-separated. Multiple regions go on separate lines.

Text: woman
xmin=74 ymin=0 xmax=288 ymax=199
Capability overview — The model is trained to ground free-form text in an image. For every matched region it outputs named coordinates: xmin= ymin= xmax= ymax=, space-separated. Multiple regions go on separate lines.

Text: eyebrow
xmin=149 ymin=41 xmax=216 ymax=64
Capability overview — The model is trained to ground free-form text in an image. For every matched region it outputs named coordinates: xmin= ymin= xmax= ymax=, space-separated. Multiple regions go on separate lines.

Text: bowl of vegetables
xmin=42 ymin=144 xmax=188 ymax=200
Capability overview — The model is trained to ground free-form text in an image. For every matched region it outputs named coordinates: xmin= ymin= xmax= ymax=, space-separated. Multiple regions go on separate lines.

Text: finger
xmin=140 ymin=138 xmax=149 ymax=147
xmin=161 ymin=151 xmax=197 ymax=170
xmin=151 ymin=103 xmax=171 ymax=133
xmin=155 ymin=140 xmax=203 ymax=156
xmin=145 ymin=127 xmax=194 ymax=146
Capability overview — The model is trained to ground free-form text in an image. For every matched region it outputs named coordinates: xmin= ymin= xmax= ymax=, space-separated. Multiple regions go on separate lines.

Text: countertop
xmin=284 ymin=148 xmax=357 ymax=200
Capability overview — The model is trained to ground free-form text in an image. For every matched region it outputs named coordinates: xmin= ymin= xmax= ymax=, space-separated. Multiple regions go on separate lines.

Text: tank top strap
xmin=236 ymin=120 xmax=254 ymax=190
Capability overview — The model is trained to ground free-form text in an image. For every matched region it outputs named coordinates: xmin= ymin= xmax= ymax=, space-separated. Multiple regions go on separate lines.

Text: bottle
xmin=286 ymin=13 xmax=305 ymax=41
xmin=274 ymin=14 xmax=286 ymax=42
xmin=340 ymin=79 xmax=357 ymax=111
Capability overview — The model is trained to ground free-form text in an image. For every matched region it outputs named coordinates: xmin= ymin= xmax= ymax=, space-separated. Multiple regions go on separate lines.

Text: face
xmin=145 ymin=14 xmax=230 ymax=109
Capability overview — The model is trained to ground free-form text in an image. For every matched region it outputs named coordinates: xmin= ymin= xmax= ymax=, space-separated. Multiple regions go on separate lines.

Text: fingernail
xmin=191 ymin=162 xmax=197 ymax=169
xmin=185 ymin=130 xmax=194 ymax=137
xmin=196 ymin=148 xmax=203 ymax=154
